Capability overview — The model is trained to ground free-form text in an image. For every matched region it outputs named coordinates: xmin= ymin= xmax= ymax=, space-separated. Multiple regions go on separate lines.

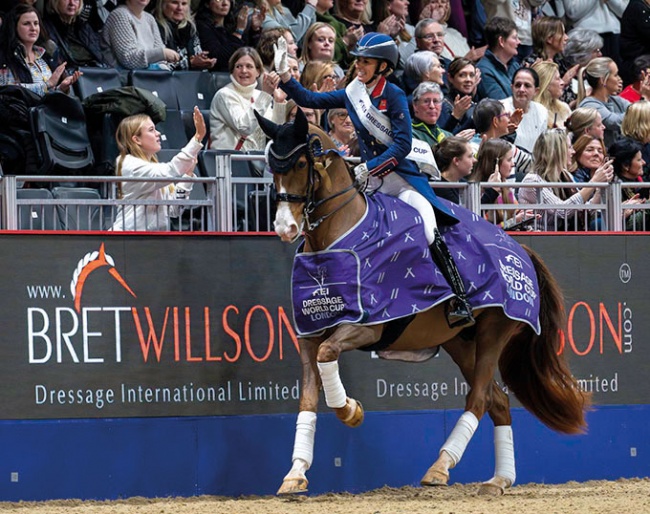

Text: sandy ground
xmin=0 ymin=478 xmax=648 ymax=514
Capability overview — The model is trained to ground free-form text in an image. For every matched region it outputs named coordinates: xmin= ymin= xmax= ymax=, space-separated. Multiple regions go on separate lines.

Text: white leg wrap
xmin=494 ymin=425 xmax=516 ymax=485
xmin=441 ymin=411 xmax=479 ymax=467
xmin=291 ymin=411 xmax=317 ymax=468
xmin=317 ymin=360 xmax=347 ymax=409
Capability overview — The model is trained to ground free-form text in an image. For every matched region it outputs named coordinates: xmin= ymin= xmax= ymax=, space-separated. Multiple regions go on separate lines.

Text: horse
xmin=254 ymin=108 xmax=591 ymax=496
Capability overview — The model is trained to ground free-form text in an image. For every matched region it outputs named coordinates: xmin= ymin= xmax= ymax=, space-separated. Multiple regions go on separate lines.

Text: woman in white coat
xmin=209 ymin=47 xmax=286 ymax=152
xmin=111 ymin=107 xmax=206 ymax=231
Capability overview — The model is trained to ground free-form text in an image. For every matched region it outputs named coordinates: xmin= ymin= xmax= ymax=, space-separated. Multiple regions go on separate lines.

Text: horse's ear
xmin=294 ymin=106 xmax=309 ymax=138
xmin=254 ymin=110 xmax=281 ymax=139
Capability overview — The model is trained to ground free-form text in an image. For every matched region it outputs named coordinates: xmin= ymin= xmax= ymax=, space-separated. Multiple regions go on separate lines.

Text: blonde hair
xmin=47 ymin=0 xmax=83 ymax=19
xmin=115 ymin=114 xmax=158 ymax=182
xmin=155 ymin=0 xmax=196 ymax=43
xmin=301 ymin=22 xmax=337 ymax=64
xmin=622 ymin=100 xmax=650 ymax=143
xmin=533 ymin=61 xmax=569 ymax=127
xmin=334 ymin=0 xmax=371 ymax=25
xmin=566 ymin=107 xmax=599 ymax=140
xmin=577 ymin=56 xmax=614 ymax=105
xmin=532 ymin=129 xmax=575 ymax=200
xmin=531 ymin=16 xmax=565 ymax=59
xmin=300 ymin=60 xmax=336 ymax=89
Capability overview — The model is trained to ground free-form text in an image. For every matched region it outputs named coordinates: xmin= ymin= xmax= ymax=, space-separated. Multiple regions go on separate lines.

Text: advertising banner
xmin=1 ymin=233 xmax=645 ymax=420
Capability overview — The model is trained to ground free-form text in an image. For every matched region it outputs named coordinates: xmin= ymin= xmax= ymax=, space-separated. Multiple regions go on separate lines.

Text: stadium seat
xmin=129 ymin=70 xmax=178 ymax=110
xmin=156 ymin=109 xmax=188 ymax=149
xmin=180 ymin=108 xmax=210 ymax=145
xmin=74 ymin=67 xmax=123 ymax=100
xmin=212 ymin=72 xmax=231 ymax=92
xmin=51 ymin=186 xmax=103 ymax=230
xmin=172 ymin=70 xmax=217 ymax=110
xmin=29 ymin=92 xmax=94 ymax=176
xmin=16 ymin=188 xmax=61 ymax=230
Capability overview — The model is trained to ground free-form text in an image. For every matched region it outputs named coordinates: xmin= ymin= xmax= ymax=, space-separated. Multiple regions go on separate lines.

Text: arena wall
xmin=0 ymin=233 xmax=646 ymax=501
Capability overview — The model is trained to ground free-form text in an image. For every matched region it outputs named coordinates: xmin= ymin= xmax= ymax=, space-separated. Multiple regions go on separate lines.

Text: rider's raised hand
xmin=274 ymin=36 xmax=290 ymax=81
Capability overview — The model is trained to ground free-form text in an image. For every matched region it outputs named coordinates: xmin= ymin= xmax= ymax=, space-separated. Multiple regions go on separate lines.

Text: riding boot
xmin=430 ymin=229 xmax=475 ymax=329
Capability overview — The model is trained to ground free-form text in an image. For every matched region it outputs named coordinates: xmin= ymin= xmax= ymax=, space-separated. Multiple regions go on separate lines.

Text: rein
xmin=272 ymin=137 xmax=361 ymax=231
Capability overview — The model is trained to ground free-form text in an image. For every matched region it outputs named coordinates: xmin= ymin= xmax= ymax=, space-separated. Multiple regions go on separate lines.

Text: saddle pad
xmin=291 ymin=193 xmax=541 ymax=336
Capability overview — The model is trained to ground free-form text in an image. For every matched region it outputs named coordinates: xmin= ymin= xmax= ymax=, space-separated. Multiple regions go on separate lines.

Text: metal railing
xmin=2 ymin=153 xmax=649 ymax=232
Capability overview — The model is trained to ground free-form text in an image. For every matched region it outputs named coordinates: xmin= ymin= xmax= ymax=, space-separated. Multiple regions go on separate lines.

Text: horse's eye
xmin=297 ymin=160 xmax=307 ymax=169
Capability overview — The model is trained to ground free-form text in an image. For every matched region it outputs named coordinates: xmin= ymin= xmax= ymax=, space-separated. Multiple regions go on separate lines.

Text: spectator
xmin=195 ymin=0 xmax=262 ymax=72
xmin=155 ymin=0 xmax=215 ymax=70
xmin=0 ymin=4 xmax=80 ymax=96
xmin=403 ymin=50 xmax=445 ymax=98
xmin=475 ymin=16 xmax=520 ymax=101
xmin=519 ymin=129 xmax=613 ymax=231
xmin=608 ymin=136 xmax=649 ymax=229
xmin=43 ymin=0 xmax=107 ymax=69
xmin=438 ymin=56 xmax=478 ymax=134
xmin=621 ymin=99 xmax=650 ymax=181
xmin=566 ymin=106 xmax=605 ymax=141
xmin=619 ymin=55 xmax=650 ymax=104
xmin=314 ymin=0 xmax=362 ymax=69
xmin=501 ymin=67 xmax=548 ymax=154
xmin=257 ymin=28 xmax=298 ymax=71
xmin=209 ymin=47 xmax=286 ymax=150
xmin=262 ymin=0 xmax=317 ymax=45
xmin=111 ymin=107 xmax=206 ymax=231
xmin=285 ymin=99 xmax=321 ymax=124
xmin=532 ymin=61 xmax=571 ymax=129
xmin=411 ymin=81 xmax=451 ymax=151
xmin=419 ymin=0 xmax=484 ymax=62
xmin=414 ymin=18 xmax=451 ymax=73
xmin=481 ymin=0 xmax=543 ymax=62
xmin=432 ymin=135 xmax=475 ymax=203
xmin=578 ymin=57 xmax=629 ymax=148
xmin=300 ymin=60 xmax=337 ymax=91
xmin=300 ymin=22 xmax=344 ymax=79
xmin=561 ymin=0 xmax=627 ymax=66
xmin=620 ymin=0 xmax=650 ymax=85
xmin=373 ymin=0 xmax=415 ymax=69
xmin=327 ymin=107 xmax=355 ymax=152
xmin=557 ymin=27 xmax=603 ymax=107
xmin=333 ymin=0 xmax=373 ymax=33
xmin=101 ymin=0 xmax=179 ymax=69
xmin=570 ymin=133 xmax=608 ymax=182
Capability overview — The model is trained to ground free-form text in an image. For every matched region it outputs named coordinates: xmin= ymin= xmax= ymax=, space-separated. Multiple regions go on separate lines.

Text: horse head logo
xmin=70 ymin=243 xmax=137 ymax=313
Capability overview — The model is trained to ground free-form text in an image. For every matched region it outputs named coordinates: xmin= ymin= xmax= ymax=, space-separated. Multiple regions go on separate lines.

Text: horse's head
xmin=256 ymin=108 xmax=354 ymax=244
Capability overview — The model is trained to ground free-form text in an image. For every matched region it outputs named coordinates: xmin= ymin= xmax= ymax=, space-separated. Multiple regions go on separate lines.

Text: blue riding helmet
xmin=350 ymin=32 xmax=399 ymax=69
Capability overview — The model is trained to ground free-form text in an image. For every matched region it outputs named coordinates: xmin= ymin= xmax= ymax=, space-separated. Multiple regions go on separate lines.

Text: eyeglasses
xmin=417 ymin=98 xmax=443 ymax=105
xmin=418 ymin=32 xmax=446 ymax=40
xmin=496 ymin=112 xmax=511 ymax=119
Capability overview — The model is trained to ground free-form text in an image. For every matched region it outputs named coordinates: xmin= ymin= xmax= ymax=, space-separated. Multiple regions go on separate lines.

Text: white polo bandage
xmin=317 ymin=360 xmax=347 ymax=408
xmin=291 ymin=411 xmax=317 ymax=467
xmin=494 ymin=425 xmax=516 ymax=484
xmin=441 ymin=411 xmax=479 ymax=466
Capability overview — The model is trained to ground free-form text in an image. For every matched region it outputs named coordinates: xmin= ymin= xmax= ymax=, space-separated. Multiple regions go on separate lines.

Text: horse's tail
xmin=499 ymin=245 xmax=591 ymax=435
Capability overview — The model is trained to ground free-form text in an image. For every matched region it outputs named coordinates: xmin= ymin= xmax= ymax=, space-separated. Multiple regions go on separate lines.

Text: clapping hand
xmin=193 ymin=106 xmax=206 ymax=143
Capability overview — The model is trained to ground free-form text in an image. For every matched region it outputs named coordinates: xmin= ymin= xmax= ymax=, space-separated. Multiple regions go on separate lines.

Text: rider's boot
xmin=429 ymin=229 xmax=475 ymax=329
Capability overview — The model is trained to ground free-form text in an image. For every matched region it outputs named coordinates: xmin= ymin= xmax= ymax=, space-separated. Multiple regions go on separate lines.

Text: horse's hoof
xmin=420 ymin=466 xmax=449 ymax=486
xmin=477 ymin=477 xmax=511 ymax=496
xmin=477 ymin=483 xmax=505 ymax=496
xmin=277 ymin=477 xmax=308 ymax=495
xmin=337 ymin=398 xmax=364 ymax=428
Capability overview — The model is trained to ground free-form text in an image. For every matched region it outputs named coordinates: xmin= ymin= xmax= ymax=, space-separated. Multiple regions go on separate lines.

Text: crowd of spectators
xmin=0 ymin=0 xmax=650 ymax=231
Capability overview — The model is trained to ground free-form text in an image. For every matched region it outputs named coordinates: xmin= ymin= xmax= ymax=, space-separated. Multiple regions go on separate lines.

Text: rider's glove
xmin=273 ymin=36 xmax=289 ymax=75
xmin=354 ymin=163 xmax=369 ymax=183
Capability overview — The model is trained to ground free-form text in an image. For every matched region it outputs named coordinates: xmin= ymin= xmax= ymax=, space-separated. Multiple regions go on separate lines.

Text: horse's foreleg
xmin=317 ymin=324 xmax=382 ymax=427
xmin=278 ymin=338 xmax=320 ymax=495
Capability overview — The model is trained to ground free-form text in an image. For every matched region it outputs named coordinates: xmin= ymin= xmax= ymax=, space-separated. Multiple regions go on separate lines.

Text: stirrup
xmin=446 ymin=297 xmax=475 ymax=329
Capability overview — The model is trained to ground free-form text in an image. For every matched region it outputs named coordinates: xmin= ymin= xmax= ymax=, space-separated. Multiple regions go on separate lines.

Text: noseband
xmin=269 ymin=134 xmax=359 ymax=231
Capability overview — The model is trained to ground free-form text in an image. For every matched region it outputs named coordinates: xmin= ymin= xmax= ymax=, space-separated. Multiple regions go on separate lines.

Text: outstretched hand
xmin=274 ymin=36 xmax=290 ymax=80
xmin=193 ymin=106 xmax=206 ymax=143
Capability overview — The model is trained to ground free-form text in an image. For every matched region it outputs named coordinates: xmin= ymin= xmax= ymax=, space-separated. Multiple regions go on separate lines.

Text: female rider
xmin=271 ymin=32 xmax=473 ymax=328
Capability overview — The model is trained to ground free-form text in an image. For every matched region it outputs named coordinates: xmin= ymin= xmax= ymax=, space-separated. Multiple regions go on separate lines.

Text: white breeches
xmin=369 ymin=173 xmax=437 ymax=245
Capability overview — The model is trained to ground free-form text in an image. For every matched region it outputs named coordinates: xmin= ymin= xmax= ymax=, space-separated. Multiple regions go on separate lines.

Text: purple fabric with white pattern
xmin=291 ymin=193 xmax=541 ymax=336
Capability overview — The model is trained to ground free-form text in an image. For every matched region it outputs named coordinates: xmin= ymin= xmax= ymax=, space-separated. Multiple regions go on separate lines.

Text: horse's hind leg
xmin=317 ymin=324 xmax=383 ymax=427
xmin=421 ymin=314 xmax=520 ymax=494
xmin=278 ymin=337 xmax=320 ymax=495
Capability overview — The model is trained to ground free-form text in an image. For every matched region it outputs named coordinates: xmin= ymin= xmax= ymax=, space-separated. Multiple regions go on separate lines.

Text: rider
xmin=272 ymin=32 xmax=474 ymax=328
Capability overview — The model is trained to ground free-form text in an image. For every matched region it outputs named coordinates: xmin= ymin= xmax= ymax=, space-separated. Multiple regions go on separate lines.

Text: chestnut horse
xmin=256 ymin=109 xmax=590 ymax=496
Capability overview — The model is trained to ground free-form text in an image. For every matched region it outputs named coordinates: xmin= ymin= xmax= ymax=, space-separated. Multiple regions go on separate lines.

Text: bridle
xmin=270 ymin=133 xmax=361 ymax=231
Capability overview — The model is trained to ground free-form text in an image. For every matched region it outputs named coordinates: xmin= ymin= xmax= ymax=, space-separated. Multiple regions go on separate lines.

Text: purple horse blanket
xmin=291 ymin=193 xmax=541 ymax=337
